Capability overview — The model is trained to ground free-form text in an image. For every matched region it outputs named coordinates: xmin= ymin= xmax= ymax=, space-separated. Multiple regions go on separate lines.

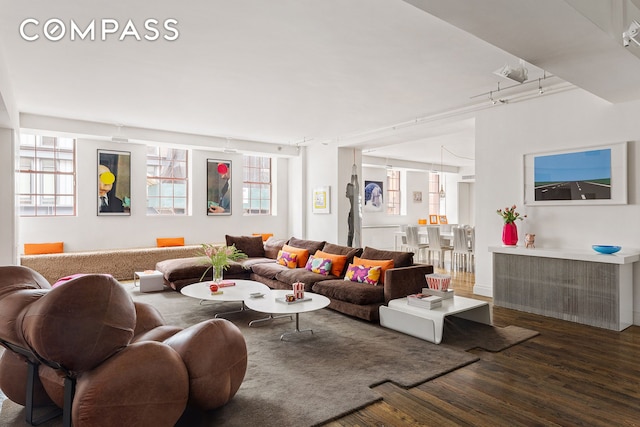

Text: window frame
xmin=386 ymin=169 xmax=401 ymax=215
xmin=146 ymin=146 xmax=189 ymax=216
xmin=242 ymin=155 xmax=272 ymax=215
xmin=18 ymin=134 xmax=76 ymax=217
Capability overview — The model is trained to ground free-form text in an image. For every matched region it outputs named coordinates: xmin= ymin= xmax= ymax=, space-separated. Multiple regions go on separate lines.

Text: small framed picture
xmin=98 ymin=149 xmax=131 ymax=216
xmin=413 ymin=191 xmax=422 ymax=203
xmin=438 ymin=215 xmax=448 ymax=224
xmin=313 ymin=186 xmax=330 ymax=213
xmin=429 ymin=215 xmax=438 ymax=224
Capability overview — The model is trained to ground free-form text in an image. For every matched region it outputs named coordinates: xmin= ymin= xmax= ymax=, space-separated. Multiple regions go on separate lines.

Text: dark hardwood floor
xmin=323 ymin=265 xmax=640 ymax=427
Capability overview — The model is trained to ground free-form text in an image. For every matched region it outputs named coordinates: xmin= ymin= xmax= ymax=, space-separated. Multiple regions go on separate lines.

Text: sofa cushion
xmin=344 ymin=264 xmax=381 ymax=286
xmin=282 ymin=245 xmax=310 ymax=268
xmin=286 ymin=237 xmax=325 ymax=255
xmin=264 ymin=237 xmax=287 ymax=259
xmin=275 ymin=268 xmax=338 ymax=287
xmin=225 ymin=235 xmax=265 ymax=258
xmin=276 ymin=250 xmax=298 ymax=269
xmin=361 ymin=247 xmax=413 ymax=268
xmin=353 ymin=257 xmax=394 ymax=285
xmin=224 ymin=261 xmax=249 ymax=276
xmin=156 ymin=256 xmax=209 ymax=282
xmin=156 ymin=237 xmax=184 ymax=247
xmin=237 ymin=257 xmax=275 ymax=269
xmin=24 ymin=242 xmax=64 ymax=255
xmin=250 ymin=262 xmax=288 ymax=280
xmin=312 ymin=279 xmax=384 ymax=305
xmin=313 ymin=250 xmax=347 ymax=277
xmin=304 ymin=255 xmax=332 ymax=276
xmin=321 ymin=243 xmax=363 ymax=260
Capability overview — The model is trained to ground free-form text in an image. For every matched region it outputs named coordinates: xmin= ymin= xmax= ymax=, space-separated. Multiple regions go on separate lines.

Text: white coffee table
xmin=180 ymin=279 xmax=270 ymax=318
xmin=379 ymin=295 xmax=491 ymax=344
xmin=244 ymin=289 xmax=330 ymax=340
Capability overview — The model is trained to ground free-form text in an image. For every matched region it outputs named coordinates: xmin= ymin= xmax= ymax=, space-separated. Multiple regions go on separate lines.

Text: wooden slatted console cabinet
xmin=490 ymin=246 xmax=640 ymax=331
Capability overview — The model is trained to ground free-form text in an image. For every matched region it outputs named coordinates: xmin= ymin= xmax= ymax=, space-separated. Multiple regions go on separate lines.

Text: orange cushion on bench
xmin=24 ymin=242 xmax=64 ymax=255
xmin=156 ymin=237 xmax=185 ymax=247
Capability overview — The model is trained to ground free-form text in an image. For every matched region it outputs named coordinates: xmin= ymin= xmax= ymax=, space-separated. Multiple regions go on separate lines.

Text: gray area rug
xmin=0 ymin=284 xmax=538 ymax=427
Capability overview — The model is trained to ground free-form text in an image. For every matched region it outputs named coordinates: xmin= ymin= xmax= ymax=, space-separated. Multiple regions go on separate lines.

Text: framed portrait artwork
xmin=98 ymin=149 xmax=131 ymax=216
xmin=312 ymin=186 xmax=330 ymax=214
xmin=364 ymin=180 xmax=383 ymax=212
xmin=207 ymin=159 xmax=232 ymax=215
xmin=413 ymin=191 xmax=423 ymax=203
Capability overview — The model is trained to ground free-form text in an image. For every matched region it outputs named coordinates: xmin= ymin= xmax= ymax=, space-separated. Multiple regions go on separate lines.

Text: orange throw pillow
xmin=24 ymin=242 xmax=64 ymax=255
xmin=156 ymin=237 xmax=185 ymax=247
xmin=282 ymin=244 xmax=310 ymax=268
xmin=353 ymin=256 xmax=394 ymax=284
xmin=314 ymin=250 xmax=348 ymax=277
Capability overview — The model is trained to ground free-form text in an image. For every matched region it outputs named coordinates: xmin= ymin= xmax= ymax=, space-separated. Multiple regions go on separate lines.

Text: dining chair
xmin=452 ymin=226 xmax=472 ymax=272
xmin=467 ymin=226 xmax=476 ymax=272
xmin=425 ymin=226 xmax=452 ymax=268
xmin=405 ymin=225 xmax=429 ymax=262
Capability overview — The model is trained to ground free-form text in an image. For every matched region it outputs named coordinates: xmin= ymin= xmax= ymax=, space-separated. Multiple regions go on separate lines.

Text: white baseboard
xmin=473 ymin=282 xmax=493 ymax=298
xmin=633 ymin=311 xmax=640 ymax=326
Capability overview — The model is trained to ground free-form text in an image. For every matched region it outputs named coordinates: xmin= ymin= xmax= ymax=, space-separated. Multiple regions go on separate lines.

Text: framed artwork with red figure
xmin=207 ymin=159 xmax=232 ymax=215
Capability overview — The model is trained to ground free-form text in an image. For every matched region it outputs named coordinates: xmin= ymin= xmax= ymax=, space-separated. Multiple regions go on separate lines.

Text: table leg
xmin=208 ymin=300 xmax=251 ymax=318
xmin=248 ymin=313 xmax=293 ymax=327
xmin=280 ymin=313 xmax=314 ymax=340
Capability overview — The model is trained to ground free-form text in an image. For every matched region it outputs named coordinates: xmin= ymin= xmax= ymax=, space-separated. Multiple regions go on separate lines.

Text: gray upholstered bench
xmin=20 ymin=245 xmax=201 ymax=284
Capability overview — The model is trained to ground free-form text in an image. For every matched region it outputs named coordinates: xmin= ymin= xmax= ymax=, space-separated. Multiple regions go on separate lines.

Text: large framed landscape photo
xmin=523 ymin=142 xmax=627 ymax=206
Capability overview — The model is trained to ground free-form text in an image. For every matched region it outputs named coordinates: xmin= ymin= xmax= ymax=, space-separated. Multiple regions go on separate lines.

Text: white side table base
xmin=134 ymin=271 xmax=165 ymax=293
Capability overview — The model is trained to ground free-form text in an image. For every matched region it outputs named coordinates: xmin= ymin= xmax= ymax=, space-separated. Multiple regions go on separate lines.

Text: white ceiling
xmin=1 ymin=0 xmax=640 ymax=170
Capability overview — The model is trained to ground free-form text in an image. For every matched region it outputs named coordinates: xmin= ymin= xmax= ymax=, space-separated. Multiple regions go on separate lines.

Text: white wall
xmin=304 ymin=143 xmax=340 ymax=243
xmin=474 ymin=88 xmax=640 ymax=324
xmin=0 ymin=128 xmax=16 ymax=264
xmin=18 ymin=137 xmax=291 ymax=252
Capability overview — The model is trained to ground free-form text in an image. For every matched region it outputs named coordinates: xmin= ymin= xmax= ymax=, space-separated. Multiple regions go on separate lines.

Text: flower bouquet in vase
xmin=496 ymin=205 xmax=526 ymax=247
xmin=199 ymin=243 xmax=247 ymax=284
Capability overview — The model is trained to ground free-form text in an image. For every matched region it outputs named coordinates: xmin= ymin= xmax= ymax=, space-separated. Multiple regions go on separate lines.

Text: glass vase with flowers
xmin=199 ymin=244 xmax=247 ymax=283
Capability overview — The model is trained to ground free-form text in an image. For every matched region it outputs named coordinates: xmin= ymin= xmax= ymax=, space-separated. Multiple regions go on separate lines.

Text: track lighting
xmin=623 ymin=20 xmax=640 ymax=47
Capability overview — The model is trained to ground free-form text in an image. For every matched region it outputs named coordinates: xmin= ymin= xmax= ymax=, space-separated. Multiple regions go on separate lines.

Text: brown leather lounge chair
xmin=0 ymin=266 xmax=247 ymax=427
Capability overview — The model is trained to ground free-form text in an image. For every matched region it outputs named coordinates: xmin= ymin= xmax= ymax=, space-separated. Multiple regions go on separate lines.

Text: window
xmin=428 ymin=172 xmax=446 ymax=215
xmin=386 ymin=169 xmax=400 ymax=215
xmin=18 ymin=134 xmax=76 ymax=216
xmin=243 ymin=156 xmax=271 ymax=214
xmin=146 ymin=146 xmax=188 ymax=215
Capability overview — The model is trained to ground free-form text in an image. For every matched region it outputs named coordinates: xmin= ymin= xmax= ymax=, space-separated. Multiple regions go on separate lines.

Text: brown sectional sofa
xmin=155 ymin=235 xmax=434 ymax=322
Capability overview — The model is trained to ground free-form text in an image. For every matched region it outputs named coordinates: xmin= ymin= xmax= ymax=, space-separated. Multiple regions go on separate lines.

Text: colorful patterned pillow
xmin=353 ymin=257 xmax=394 ymax=284
xmin=304 ymin=255 xmax=333 ymax=276
xmin=276 ymin=250 xmax=298 ymax=269
xmin=344 ymin=264 xmax=382 ymax=286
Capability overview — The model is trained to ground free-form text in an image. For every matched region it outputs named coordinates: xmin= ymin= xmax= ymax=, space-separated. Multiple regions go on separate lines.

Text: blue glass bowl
xmin=592 ymin=245 xmax=621 ymax=254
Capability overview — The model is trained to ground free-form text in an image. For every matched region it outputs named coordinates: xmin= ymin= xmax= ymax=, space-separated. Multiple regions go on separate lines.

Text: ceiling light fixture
xmin=493 ymin=59 xmax=529 ymax=83
xmin=623 ymin=20 xmax=640 ymax=47
xmin=439 ymin=146 xmax=446 ymax=199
